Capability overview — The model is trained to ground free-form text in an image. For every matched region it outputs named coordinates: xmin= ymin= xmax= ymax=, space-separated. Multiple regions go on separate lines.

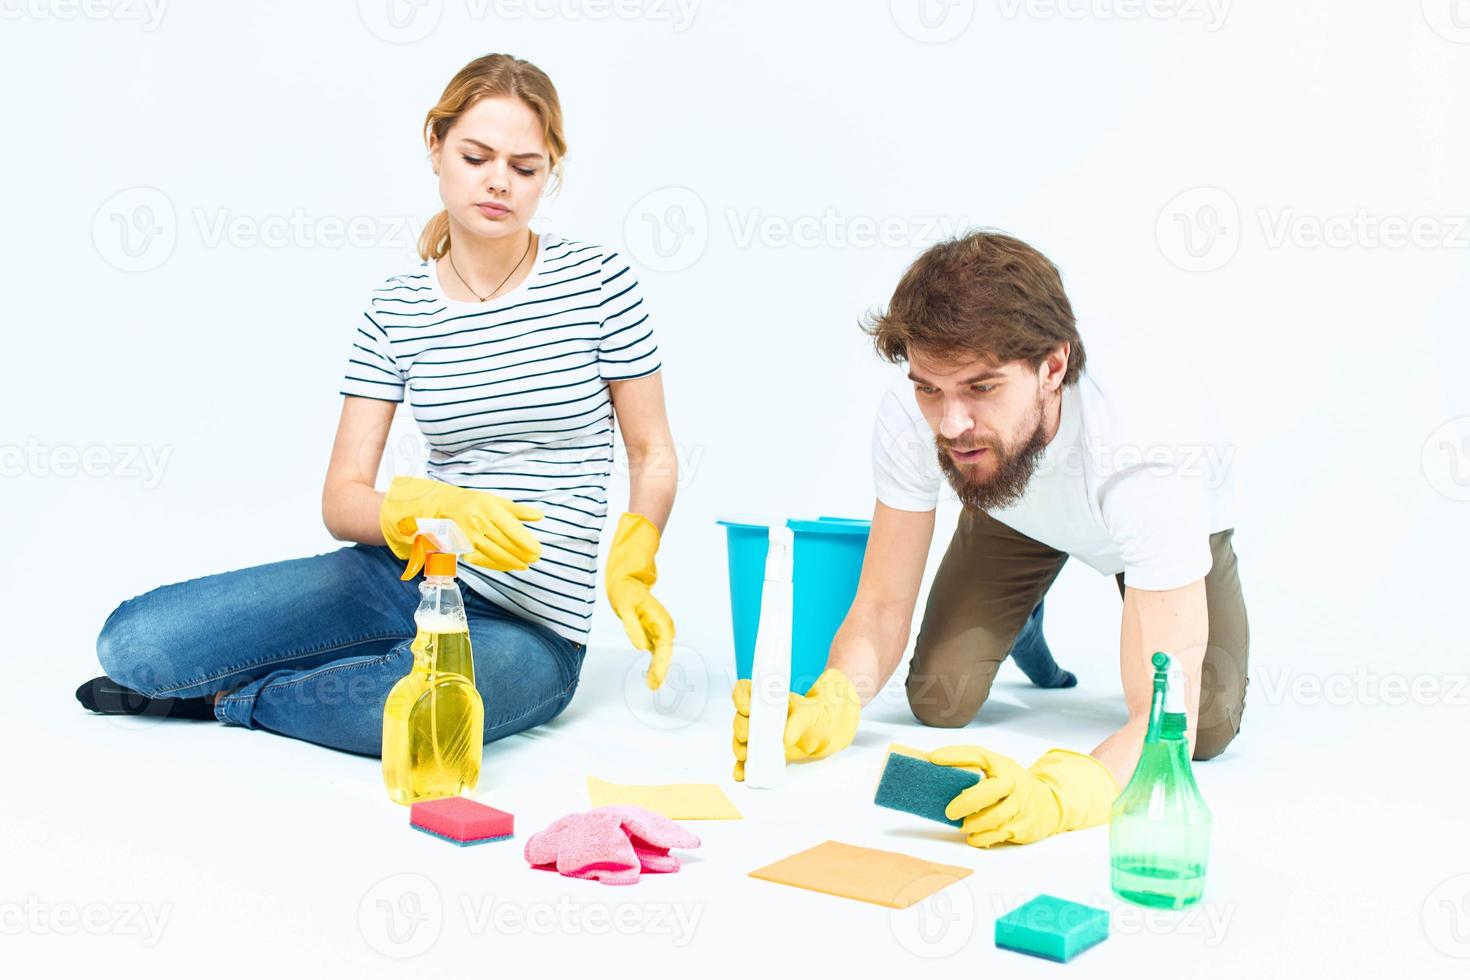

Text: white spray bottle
xmin=744 ymin=525 xmax=794 ymax=789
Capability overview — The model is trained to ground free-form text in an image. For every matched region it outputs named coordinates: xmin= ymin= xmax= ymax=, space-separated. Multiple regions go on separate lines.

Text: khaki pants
xmin=904 ymin=508 xmax=1249 ymax=760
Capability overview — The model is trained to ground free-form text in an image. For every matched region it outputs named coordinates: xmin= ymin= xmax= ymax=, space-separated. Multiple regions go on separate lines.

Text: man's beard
xmin=935 ymin=396 xmax=1050 ymax=512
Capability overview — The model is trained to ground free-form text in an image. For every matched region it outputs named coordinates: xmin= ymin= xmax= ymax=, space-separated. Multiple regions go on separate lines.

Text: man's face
xmin=908 ymin=347 xmax=1060 ymax=511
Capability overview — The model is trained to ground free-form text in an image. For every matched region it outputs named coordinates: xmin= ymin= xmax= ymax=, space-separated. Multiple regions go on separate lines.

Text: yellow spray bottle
xmin=382 ymin=519 xmax=484 ymax=805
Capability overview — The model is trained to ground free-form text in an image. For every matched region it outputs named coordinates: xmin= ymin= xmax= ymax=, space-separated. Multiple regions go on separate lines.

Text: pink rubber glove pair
xmin=524 ymin=806 xmax=701 ymax=886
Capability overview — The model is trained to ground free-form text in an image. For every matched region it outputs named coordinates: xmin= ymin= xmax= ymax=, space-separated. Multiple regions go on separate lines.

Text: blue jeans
xmin=94 ymin=543 xmax=587 ymax=757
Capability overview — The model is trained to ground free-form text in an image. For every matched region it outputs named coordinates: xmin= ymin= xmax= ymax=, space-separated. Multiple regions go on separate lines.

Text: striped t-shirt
xmin=340 ymin=231 xmax=661 ymax=644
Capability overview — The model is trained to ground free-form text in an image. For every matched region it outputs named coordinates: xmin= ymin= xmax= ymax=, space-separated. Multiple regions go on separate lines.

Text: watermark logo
xmin=1423 ymin=873 xmax=1470 ymax=958
xmin=1422 ymin=0 xmax=1470 ymax=44
xmin=890 ymin=0 xmax=975 ymax=43
xmin=460 ymin=895 xmax=702 ymax=944
xmin=1422 ymin=417 xmax=1470 ymax=502
xmin=995 ymin=0 xmax=1231 ymax=31
xmin=357 ymin=873 xmax=443 ymax=958
xmin=623 ymin=644 xmax=713 ymax=730
xmin=92 ymin=186 xmax=177 ymax=273
xmin=1 ymin=438 xmax=173 ymax=489
xmin=1158 ymin=187 xmax=1470 ymax=271
xmin=1156 ymin=186 xmax=1240 ymax=273
xmin=624 ymin=187 xmax=709 ymax=273
xmin=0 ymin=897 xmax=172 ymax=945
xmin=889 ymin=877 xmax=976 ymax=958
xmin=357 ymin=0 xmax=443 ymax=42
xmin=0 ymin=0 xmax=168 ymax=29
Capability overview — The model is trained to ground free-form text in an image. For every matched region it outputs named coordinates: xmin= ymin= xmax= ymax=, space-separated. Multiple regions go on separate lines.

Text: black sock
xmin=74 ymin=676 xmax=219 ymax=720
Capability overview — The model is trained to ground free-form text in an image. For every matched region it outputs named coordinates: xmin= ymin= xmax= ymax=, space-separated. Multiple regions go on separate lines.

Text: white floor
xmin=10 ymin=625 xmax=1469 ymax=978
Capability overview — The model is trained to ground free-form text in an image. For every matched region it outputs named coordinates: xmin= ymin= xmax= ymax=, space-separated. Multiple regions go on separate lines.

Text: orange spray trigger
xmin=397 ymin=518 xmax=473 ymax=580
xmin=401 ymin=534 xmax=432 ymax=580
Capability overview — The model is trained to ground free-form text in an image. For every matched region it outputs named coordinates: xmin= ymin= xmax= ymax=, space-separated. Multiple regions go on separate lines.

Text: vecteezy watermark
xmin=92 ymin=186 xmax=423 ymax=272
xmin=1257 ymin=209 xmax=1470 ymax=251
xmin=1253 ymin=665 xmax=1470 ymax=709
xmin=1423 ymin=873 xmax=1470 ymax=959
xmin=996 ymin=0 xmax=1231 ymax=31
xmin=1422 ymin=417 xmax=1470 ymax=502
xmin=0 ymin=0 xmax=167 ymax=29
xmin=192 ymin=208 xmax=423 ymax=251
xmin=624 ymin=186 xmax=972 ymax=272
xmin=0 ymin=438 xmax=173 ymax=489
xmin=890 ymin=0 xmax=976 ymax=43
xmin=889 ymin=878 xmax=977 ymax=959
xmin=357 ymin=873 xmax=703 ymax=956
xmin=623 ymin=643 xmax=714 ymax=731
xmin=0 ymin=896 xmax=172 ymax=946
xmin=1156 ymin=187 xmax=1241 ymax=273
xmin=1157 ymin=186 xmax=1470 ymax=272
xmin=358 ymin=873 xmax=444 ymax=958
xmin=357 ymin=0 xmax=699 ymax=43
xmin=460 ymin=894 xmax=703 ymax=945
xmin=93 ymin=186 xmax=177 ymax=273
xmin=726 ymin=209 xmax=974 ymax=251
xmin=1421 ymin=0 xmax=1470 ymax=44
xmin=357 ymin=875 xmax=441 ymax=957
xmin=623 ymin=187 xmax=709 ymax=273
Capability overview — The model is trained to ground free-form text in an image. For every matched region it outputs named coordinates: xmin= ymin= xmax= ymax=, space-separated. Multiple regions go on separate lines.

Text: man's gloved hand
xmin=930 ymin=745 xmax=1118 ymax=848
xmin=604 ymin=513 xmax=676 ymax=690
xmin=731 ymin=668 xmax=860 ymax=781
xmin=379 ymin=475 xmax=543 ymax=572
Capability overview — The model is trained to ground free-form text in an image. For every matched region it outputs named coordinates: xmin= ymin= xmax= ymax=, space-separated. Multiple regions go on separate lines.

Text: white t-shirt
xmin=871 ymin=347 xmax=1237 ymax=591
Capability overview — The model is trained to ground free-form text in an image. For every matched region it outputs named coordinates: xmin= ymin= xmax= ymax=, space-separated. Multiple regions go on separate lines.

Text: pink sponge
xmin=409 ymin=797 xmax=514 ymax=846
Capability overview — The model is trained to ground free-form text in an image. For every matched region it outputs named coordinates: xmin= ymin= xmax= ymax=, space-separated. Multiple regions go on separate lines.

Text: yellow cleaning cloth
xmin=749 ymin=840 xmax=972 ymax=909
xmin=586 ymin=776 xmax=743 ymax=820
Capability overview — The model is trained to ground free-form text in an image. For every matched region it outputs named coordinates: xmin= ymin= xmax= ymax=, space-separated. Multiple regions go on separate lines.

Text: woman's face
xmin=429 ymin=96 xmax=551 ymax=243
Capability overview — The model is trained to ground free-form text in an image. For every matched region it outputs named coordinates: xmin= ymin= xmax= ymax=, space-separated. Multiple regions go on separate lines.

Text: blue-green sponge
xmin=995 ymin=895 xmax=1109 ymax=962
xmin=872 ymin=744 xmax=982 ymax=827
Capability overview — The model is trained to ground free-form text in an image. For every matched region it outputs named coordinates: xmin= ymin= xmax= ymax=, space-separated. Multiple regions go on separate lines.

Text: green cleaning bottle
xmin=1109 ymin=652 xmax=1212 ymax=908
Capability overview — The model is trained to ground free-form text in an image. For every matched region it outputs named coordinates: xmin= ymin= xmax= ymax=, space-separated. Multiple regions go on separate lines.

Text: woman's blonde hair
xmin=417 ymin=53 xmax=567 ymax=261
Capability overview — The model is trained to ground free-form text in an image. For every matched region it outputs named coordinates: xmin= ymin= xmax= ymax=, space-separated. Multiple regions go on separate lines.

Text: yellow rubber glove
xmin=379 ymin=476 xmax=543 ymax=573
xmin=604 ymin=512 xmax=676 ymax=690
xmin=930 ymin=745 xmax=1118 ymax=848
xmin=731 ymin=668 xmax=860 ymax=781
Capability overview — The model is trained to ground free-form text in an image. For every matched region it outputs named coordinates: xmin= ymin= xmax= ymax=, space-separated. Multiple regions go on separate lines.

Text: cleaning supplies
xmin=1109 ymin=652 xmax=1212 ymax=908
xmin=930 ymin=744 xmax=1118 ymax=848
xmin=379 ymin=475 xmax=544 ymax=572
xmin=524 ymin=806 xmax=702 ymax=885
xmin=747 ymin=840 xmax=972 ymax=909
xmin=732 ymin=668 xmax=861 ymax=781
xmin=873 ymin=743 xmax=982 ymax=827
xmin=995 ymin=895 xmax=1110 ymax=962
xmin=382 ymin=519 xmax=484 ymax=806
xmin=743 ymin=525 xmax=794 ymax=789
xmin=586 ymin=777 xmax=743 ymax=819
xmin=409 ymin=797 xmax=514 ymax=846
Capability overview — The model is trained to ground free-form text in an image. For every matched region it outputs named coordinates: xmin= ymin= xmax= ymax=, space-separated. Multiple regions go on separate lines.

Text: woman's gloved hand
xmin=731 ymin=667 xmax=860 ymax=781
xmin=930 ymin=745 xmax=1118 ymax=848
xmin=604 ymin=513 xmax=676 ymax=690
xmin=379 ymin=475 xmax=543 ymax=572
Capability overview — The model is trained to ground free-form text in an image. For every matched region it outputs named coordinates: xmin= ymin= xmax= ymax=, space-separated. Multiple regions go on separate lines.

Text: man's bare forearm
xmin=827 ymin=604 xmax=912 ymax=706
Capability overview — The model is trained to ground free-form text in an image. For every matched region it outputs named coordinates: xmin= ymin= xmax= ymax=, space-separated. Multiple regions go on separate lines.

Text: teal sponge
xmin=995 ymin=894 xmax=1109 ymax=962
xmin=873 ymin=745 xmax=982 ymax=827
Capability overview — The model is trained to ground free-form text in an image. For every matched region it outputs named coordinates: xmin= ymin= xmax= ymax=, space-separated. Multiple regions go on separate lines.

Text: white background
xmin=2 ymin=1 xmax=1468 ymax=976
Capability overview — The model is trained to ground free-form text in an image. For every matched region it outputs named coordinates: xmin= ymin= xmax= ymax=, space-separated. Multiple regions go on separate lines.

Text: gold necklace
xmin=446 ymin=230 xmax=534 ymax=302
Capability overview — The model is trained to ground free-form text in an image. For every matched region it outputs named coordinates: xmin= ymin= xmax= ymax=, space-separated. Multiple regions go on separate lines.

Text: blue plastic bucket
xmin=717 ymin=515 xmax=872 ymax=694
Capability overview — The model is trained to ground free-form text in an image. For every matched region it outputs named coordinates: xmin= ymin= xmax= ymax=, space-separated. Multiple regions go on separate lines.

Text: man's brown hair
xmin=862 ymin=230 xmax=1085 ymax=385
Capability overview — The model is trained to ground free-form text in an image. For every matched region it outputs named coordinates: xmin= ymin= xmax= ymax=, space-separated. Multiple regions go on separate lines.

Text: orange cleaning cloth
xmin=748 ymin=840 xmax=972 ymax=909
